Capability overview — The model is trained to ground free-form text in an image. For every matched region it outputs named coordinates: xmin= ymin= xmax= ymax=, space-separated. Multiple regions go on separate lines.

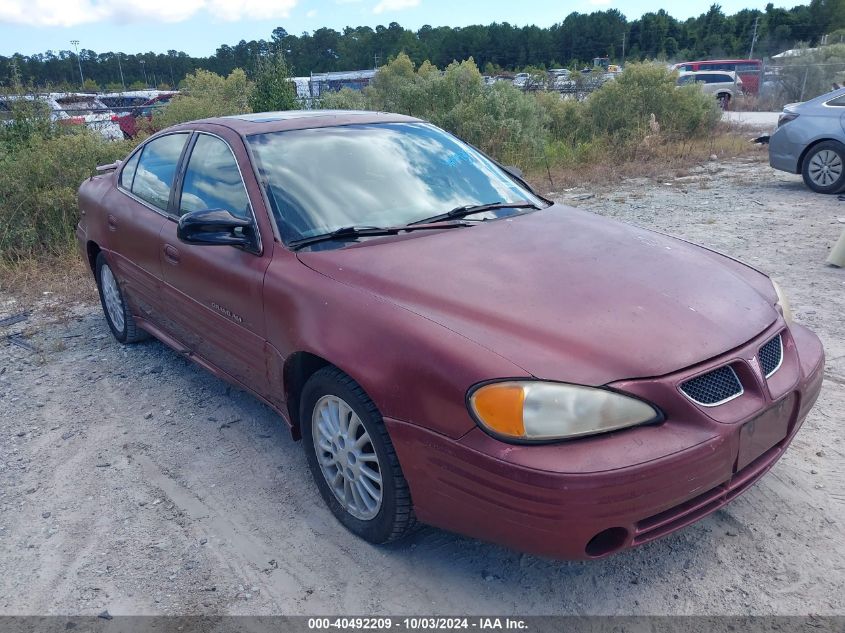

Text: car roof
xmin=182 ymin=109 xmax=422 ymax=135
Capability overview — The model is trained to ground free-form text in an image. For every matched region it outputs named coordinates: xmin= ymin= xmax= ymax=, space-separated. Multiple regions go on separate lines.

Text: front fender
xmin=263 ymin=252 xmax=528 ymax=439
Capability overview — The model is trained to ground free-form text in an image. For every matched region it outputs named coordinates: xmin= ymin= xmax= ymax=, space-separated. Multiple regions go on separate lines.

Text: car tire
xmin=301 ymin=366 xmax=416 ymax=544
xmin=718 ymin=93 xmax=731 ymax=110
xmin=801 ymin=141 xmax=845 ymax=194
xmin=95 ymin=252 xmax=147 ymax=344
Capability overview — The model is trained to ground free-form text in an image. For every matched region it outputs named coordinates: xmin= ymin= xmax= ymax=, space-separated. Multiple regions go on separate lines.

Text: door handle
xmin=107 ymin=214 xmax=117 ymax=231
xmin=163 ymin=243 xmax=181 ymax=265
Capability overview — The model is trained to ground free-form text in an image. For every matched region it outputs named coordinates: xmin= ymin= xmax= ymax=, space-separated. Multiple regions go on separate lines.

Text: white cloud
xmin=306 ymin=8 xmax=318 ymax=17
xmin=372 ymin=0 xmax=419 ymax=15
xmin=0 ymin=0 xmax=297 ymax=27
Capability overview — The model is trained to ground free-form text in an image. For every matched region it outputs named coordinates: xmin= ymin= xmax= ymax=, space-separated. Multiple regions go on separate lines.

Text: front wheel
xmin=802 ymin=141 xmax=845 ymax=194
xmin=301 ymin=367 xmax=416 ymax=544
xmin=717 ymin=93 xmax=731 ymax=110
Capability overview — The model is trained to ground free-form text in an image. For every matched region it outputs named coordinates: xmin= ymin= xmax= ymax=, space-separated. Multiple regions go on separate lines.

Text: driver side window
xmin=179 ymin=134 xmax=251 ymax=220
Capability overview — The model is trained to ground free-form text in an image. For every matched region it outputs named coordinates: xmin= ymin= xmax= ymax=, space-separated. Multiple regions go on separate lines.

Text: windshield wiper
xmin=288 ymin=222 xmax=469 ymax=250
xmin=408 ymin=200 xmax=542 ymax=226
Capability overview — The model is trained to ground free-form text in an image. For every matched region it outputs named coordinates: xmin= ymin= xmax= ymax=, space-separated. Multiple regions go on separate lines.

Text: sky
xmin=0 ymin=0 xmax=800 ymax=57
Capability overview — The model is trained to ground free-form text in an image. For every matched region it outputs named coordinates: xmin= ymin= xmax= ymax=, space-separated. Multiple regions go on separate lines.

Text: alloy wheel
xmin=311 ymin=394 xmax=383 ymax=520
xmin=808 ymin=149 xmax=843 ymax=187
xmin=100 ymin=264 xmax=125 ymax=333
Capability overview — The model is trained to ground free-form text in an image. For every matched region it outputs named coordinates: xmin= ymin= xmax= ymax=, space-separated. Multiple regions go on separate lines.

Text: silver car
xmin=769 ymin=87 xmax=845 ymax=193
xmin=677 ymin=71 xmax=743 ymax=109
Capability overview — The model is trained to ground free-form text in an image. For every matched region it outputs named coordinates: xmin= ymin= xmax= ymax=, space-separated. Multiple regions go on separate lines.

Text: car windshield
xmin=246 ymin=122 xmax=545 ymax=243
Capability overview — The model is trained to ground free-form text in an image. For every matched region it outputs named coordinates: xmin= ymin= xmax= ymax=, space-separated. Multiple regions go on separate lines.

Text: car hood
xmin=298 ymin=206 xmax=778 ymax=385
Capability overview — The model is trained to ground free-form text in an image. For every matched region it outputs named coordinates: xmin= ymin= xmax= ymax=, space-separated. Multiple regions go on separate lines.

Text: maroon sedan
xmin=77 ymin=111 xmax=824 ymax=559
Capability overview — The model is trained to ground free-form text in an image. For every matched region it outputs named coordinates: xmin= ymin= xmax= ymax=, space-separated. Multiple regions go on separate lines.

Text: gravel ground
xmin=0 ymin=154 xmax=843 ymax=617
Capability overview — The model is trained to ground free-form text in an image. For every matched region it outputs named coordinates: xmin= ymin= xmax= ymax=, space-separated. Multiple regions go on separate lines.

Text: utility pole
xmin=621 ymin=32 xmax=626 ymax=64
xmin=140 ymin=60 xmax=148 ymax=87
xmin=71 ymin=40 xmax=84 ymax=89
xmin=748 ymin=16 xmax=759 ymax=59
xmin=117 ymin=53 xmax=125 ymax=91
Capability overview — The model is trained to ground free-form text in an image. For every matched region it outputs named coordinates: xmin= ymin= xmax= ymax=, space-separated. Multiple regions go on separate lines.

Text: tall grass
xmin=0 ymin=121 xmax=135 ymax=261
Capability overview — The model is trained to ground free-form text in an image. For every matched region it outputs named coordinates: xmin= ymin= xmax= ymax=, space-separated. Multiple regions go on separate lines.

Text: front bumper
xmin=387 ymin=322 xmax=824 ymax=559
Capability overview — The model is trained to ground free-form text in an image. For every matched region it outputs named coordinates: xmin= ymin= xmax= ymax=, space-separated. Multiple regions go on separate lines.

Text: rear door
xmin=158 ymin=131 xmax=273 ymax=395
xmin=103 ymin=132 xmax=190 ymax=322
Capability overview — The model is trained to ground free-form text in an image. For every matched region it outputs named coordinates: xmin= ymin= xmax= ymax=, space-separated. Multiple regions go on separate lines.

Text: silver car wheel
xmin=100 ymin=264 xmax=125 ymax=333
xmin=312 ymin=394 xmax=383 ymax=520
xmin=808 ymin=149 xmax=843 ymax=187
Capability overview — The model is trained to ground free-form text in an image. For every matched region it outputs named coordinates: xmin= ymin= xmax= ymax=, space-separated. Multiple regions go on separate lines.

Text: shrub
xmin=322 ymin=57 xmax=718 ymax=169
xmin=321 ymin=54 xmax=549 ymax=167
xmin=0 ymin=98 xmax=54 ymax=152
xmin=149 ymin=69 xmax=252 ymax=129
xmin=582 ymin=63 xmax=719 ymax=145
xmin=320 ymin=88 xmax=367 ymax=110
xmin=0 ymin=128 xmax=135 ymax=260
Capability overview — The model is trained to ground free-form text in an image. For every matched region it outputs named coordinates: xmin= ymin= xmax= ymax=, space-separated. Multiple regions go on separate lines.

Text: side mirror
xmin=177 ymin=209 xmax=255 ymax=248
xmin=503 ymin=165 xmax=524 ymax=179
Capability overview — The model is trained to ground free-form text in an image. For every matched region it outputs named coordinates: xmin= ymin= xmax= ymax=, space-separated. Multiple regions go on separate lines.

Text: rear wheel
xmin=802 ymin=141 xmax=845 ymax=194
xmin=717 ymin=93 xmax=731 ymax=110
xmin=95 ymin=253 xmax=147 ymax=344
xmin=301 ymin=367 xmax=416 ymax=544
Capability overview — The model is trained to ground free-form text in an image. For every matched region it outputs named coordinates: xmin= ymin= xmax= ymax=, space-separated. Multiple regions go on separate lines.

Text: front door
xmin=158 ymin=132 xmax=273 ymax=395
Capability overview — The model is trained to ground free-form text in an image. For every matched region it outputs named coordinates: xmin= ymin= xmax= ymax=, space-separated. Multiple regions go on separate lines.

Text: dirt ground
xmin=1 ymin=151 xmax=843 ymax=617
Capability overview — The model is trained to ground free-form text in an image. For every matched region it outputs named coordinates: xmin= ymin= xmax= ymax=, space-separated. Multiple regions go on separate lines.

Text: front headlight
xmin=468 ymin=381 xmax=661 ymax=442
xmin=771 ymin=279 xmax=793 ymax=324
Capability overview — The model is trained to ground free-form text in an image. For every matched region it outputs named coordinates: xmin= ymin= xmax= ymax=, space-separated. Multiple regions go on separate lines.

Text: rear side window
xmin=120 ymin=151 xmax=141 ymax=189
xmin=699 ymin=74 xmax=732 ymax=83
xmin=827 ymin=94 xmax=845 ymax=106
xmin=179 ymin=134 xmax=251 ymax=219
xmin=131 ymin=133 xmax=189 ymax=210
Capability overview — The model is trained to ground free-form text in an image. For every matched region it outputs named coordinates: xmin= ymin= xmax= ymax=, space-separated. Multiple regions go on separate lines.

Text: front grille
xmin=759 ymin=334 xmax=783 ymax=378
xmin=679 ymin=365 xmax=743 ymax=406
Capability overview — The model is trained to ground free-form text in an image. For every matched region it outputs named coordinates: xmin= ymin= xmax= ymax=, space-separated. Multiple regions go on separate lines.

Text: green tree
xmin=248 ymin=52 xmax=298 ymax=113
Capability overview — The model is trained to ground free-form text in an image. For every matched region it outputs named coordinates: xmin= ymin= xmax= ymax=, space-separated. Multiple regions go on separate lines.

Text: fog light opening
xmin=585 ymin=527 xmax=629 ymax=557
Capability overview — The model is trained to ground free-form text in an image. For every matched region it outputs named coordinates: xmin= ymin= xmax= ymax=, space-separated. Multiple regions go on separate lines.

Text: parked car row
xmin=100 ymin=90 xmax=176 ymax=138
xmin=0 ymin=92 xmax=123 ymax=140
xmin=483 ymin=67 xmax=618 ymax=92
xmin=0 ymin=89 xmax=175 ymax=140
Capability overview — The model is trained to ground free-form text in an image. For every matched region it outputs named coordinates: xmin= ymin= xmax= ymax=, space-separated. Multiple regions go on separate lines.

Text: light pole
xmin=117 ymin=52 xmax=126 ymax=91
xmin=71 ymin=39 xmax=84 ymax=89
xmin=140 ymin=60 xmax=148 ymax=87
